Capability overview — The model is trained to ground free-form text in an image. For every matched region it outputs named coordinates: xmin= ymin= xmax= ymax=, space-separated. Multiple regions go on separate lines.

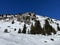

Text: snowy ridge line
xmin=0 ymin=12 xmax=60 ymax=45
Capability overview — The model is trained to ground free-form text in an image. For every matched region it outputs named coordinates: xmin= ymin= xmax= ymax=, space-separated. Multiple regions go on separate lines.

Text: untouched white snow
xmin=0 ymin=32 xmax=60 ymax=45
xmin=0 ymin=15 xmax=60 ymax=45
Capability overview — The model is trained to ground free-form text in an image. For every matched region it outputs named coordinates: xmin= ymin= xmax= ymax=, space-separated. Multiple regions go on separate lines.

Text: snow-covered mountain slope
xmin=0 ymin=33 xmax=60 ymax=45
xmin=0 ymin=12 xmax=60 ymax=45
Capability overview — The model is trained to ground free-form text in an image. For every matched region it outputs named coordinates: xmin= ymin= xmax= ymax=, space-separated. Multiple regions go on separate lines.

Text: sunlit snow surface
xmin=0 ymin=33 xmax=60 ymax=45
xmin=0 ymin=15 xmax=60 ymax=45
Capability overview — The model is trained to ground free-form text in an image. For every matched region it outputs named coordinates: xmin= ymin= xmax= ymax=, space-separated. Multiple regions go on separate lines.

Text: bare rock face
xmin=17 ymin=12 xmax=36 ymax=24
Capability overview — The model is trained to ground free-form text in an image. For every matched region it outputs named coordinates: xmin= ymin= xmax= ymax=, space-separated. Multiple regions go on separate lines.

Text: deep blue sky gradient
xmin=0 ymin=0 xmax=60 ymax=20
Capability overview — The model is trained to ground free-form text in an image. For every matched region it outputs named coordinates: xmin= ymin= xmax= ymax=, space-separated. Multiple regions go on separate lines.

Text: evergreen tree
xmin=18 ymin=29 xmax=21 ymax=33
xmin=22 ymin=24 xmax=26 ymax=33
xmin=14 ymin=28 xmax=16 ymax=31
xmin=30 ymin=23 xmax=36 ymax=34
xmin=12 ymin=20 xmax=15 ymax=24
xmin=34 ymin=20 xmax=42 ymax=34
xmin=43 ymin=20 xmax=56 ymax=35
xmin=42 ymin=28 xmax=46 ymax=35
xmin=30 ymin=20 xmax=42 ymax=34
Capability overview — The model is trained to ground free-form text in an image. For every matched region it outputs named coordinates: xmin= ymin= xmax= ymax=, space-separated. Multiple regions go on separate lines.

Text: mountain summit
xmin=0 ymin=12 xmax=60 ymax=35
xmin=0 ymin=12 xmax=60 ymax=45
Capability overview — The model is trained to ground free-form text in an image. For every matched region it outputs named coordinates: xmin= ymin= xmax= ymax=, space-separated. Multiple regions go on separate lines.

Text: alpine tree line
xmin=30 ymin=20 xmax=56 ymax=35
xmin=4 ymin=19 xmax=60 ymax=35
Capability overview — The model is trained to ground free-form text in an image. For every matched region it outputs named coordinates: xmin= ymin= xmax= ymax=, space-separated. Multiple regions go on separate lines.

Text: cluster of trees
xmin=42 ymin=20 xmax=56 ymax=35
xmin=30 ymin=20 xmax=42 ymax=34
xmin=4 ymin=24 xmax=27 ymax=34
xmin=30 ymin=20 xmax=56 ymax=35
xmin=46 ymin=18 xmax=54 ymax=23
xmin=4 ymin=19 xmax=60 ymax=35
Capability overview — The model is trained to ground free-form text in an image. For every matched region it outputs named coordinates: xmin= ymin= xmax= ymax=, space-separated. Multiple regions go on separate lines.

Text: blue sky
xmin=0 ymin=0 xmax=60 ymax=20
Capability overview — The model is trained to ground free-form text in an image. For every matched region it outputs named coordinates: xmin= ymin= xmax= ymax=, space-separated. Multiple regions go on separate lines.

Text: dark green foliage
xmin=56 ymin=22 xmax=58 ymax=24
xmin=30 ymin=23 xmax=36 ymax=34
xmin=22 ymin=24 xmax=26 ymax=33
xmin=57 ymin=23 xmax=59 ymax=25
xmin=14 ymin=28 xmax=16 ymax=31
xmin=57 ymin=25 xmax=60 ymax=31
xmin=32 ymin=17 xmax=36 ymax=20
xmin=32 ymin=18 xmax=36 ymax=20
xmin=47 ymin=18 xmax=54 ymax=23
xmin=41 ymin=28 xmax=46 ymax=35
xmin=43 ymin=20 xmax=56 ymax=35
xmin=34 ymin=20 xmax=42 ymax=34
xmin=30 ymin=20 xmax=42 ymax=34
xmin=12 ymin=20 xmax=15 ymax=24
xmin=23 ymin=16 xmax=25 ymax=20
xmin=4 ymin=29 xmax=8 ymax=33
xmin=50 ymin=38 xmax=54 ymax=41
xmin=18 ymin=29 xmax=21 ymax=33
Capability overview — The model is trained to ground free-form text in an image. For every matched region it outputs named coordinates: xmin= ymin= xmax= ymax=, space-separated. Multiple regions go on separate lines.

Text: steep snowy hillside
xmin=0 ymin=12 xmax=60 ymax=45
